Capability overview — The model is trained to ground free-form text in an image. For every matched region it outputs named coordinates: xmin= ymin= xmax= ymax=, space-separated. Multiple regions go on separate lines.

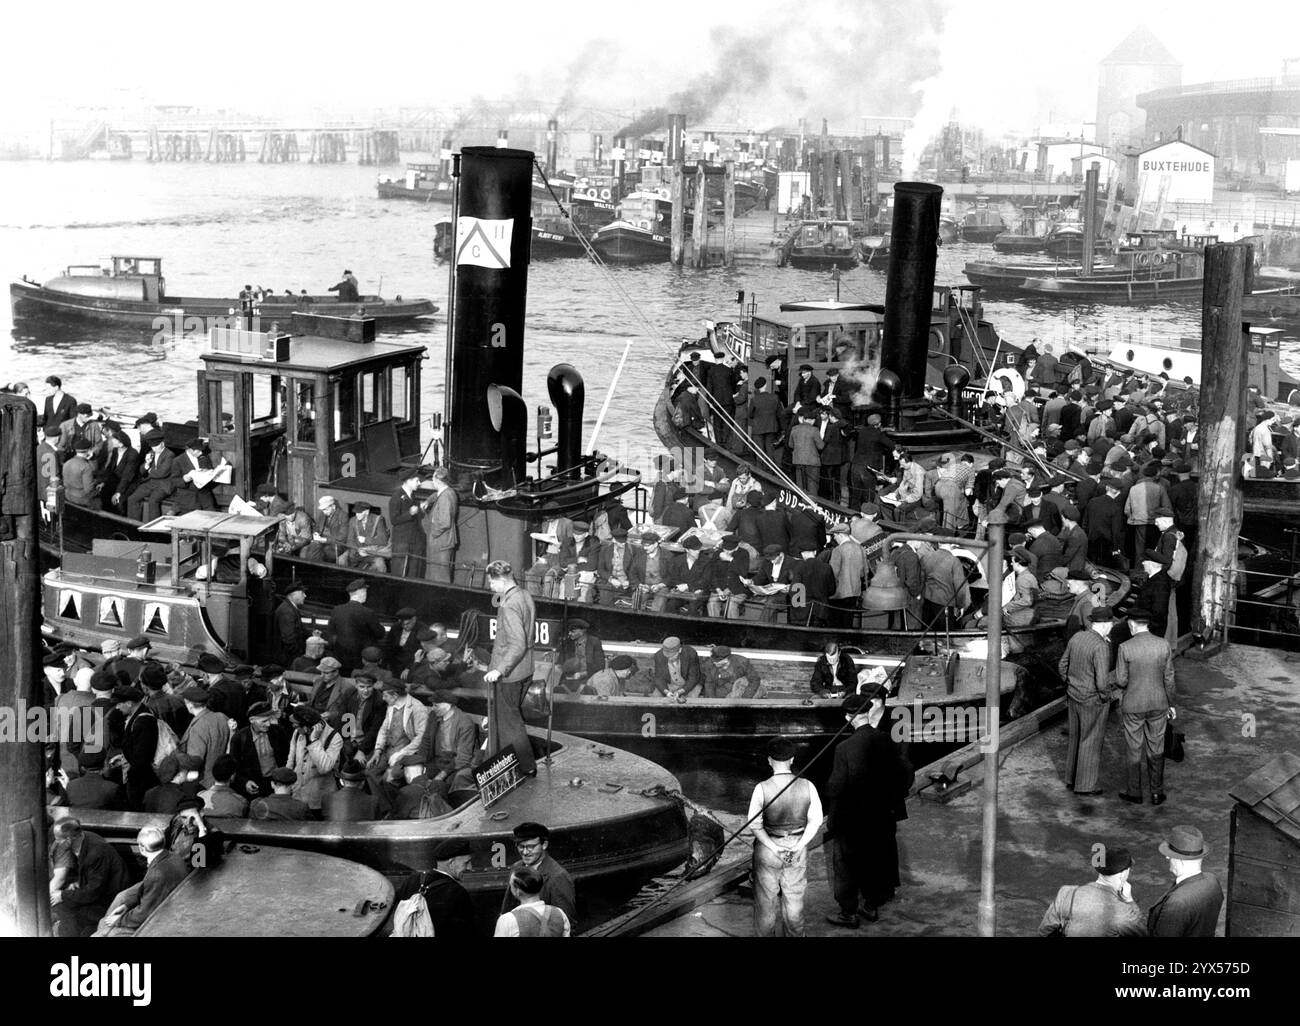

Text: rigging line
xmin=617 ymin=552 xmax=995 ymax=926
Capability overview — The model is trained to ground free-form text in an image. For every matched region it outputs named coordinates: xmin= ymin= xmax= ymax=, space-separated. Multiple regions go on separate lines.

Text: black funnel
xmin=546 ymin=364 xmax=585 ymax=474
xmin=447 ymin=146 xmax=534 ymax=484
xmin=883 ymin=182 xmax=943 ymax=399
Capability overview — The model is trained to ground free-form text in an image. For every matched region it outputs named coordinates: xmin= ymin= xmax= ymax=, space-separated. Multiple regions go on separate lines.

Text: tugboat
xmin=376 ymin=163 xmax=454 ymax=204
xmin=589 ymin=187 xmax=674 ymax=264
xmin=959 ymin=198 xmax=1006 ymax=243
xmin=10 ymin=256 xmax=437 ymax=329
xmin=993 ymin=206 xmax=1049 ymax=254
xmin=530 ymin=174 xmax=618 ymax=259
xmin=782 ymin=214 xmax=859 ymax=271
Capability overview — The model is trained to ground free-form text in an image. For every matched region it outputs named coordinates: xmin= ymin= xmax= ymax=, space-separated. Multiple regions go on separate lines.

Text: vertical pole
xmin=1191 ymin=242 xmax=1253 ymax=643
xmin=692 ymin=164 xmax=709 ymax=267
xmin=443 ymin=153 xmax=461 ymax=436
xmin=0 ymin=395 xmax=49 ymax=937
xmin=724 ymin=160 xmax=736 ymax=266
xmin=977 ymin=509 xmax=1006 ymax=938
xmin=1082 ymin=162 xmax=1099 ymax=277
xmin=670 ymin=163 xmax=685 ymax=266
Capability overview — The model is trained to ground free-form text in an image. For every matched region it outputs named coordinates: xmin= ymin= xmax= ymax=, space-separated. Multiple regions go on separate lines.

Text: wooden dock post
xmin=1081 ymin=162 xmax=1099 ymax=276
xmin=723 ymin=160 xmax=736 ymax=266
xmin=669 ymin=114 xmax=686 ymax=266
xmin=0 ymin=395 xmax=50 ymax=936
xmin=692 ymin=163 xmax=709 ymax=267
xmin=1192 ymin=242 xmax=1254 ymax=646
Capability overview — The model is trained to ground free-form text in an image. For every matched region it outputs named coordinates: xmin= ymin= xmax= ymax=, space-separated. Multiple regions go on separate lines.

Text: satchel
xmin=1164 ymin=720 xmax=1186 ymax=763
xmin=390 ymin=874 xmax=436 ymax=937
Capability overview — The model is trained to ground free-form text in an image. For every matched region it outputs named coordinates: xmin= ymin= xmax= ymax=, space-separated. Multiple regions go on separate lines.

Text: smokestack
xmin=667 ymin=114 xmax=686 ymax=164
xmin=447 ymin=146 xmax=534 ymax=484
xmin=613 ymin=135 xmax=626 ymax=195
xmin=881 ymin=134 xmax=890 ymax=169
xmin=594 ymin=133 xmax=604 ymax=166
xmin=546 ymin=119 xmax=558 ymax=173
xmin=1082 ymin=161 xmax=1099 ymax=277
xmin=882 ymin=182 xmax=943 ymax=399
xmin=547 ymin=364 xmax=585 ymax=474
xmin=440 ymin=136 xmax=453 ymax=179
xmin=496 ymin=129 xmax=509 ymax=149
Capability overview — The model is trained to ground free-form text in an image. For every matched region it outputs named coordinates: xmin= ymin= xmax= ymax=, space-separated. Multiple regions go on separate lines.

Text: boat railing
xmin=718 ymin=323 xmax=751 ymax=363
xmin=1215 ymin=565 xmax=1300 ymax=648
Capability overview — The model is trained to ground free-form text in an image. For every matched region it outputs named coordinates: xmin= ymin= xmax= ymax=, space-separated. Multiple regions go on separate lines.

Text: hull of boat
xmin=531 ymin=227 xmax=589 ymax=259
xmin=1044 ymin=236 xmax=1084 ymax=259
xmin=376 ymin=182 xmax=453 ymax=204
xmin=9 ymin=280 xmax=436 ymax=327
xmin=1016 ymin=274 xmax=1203 ymax=301
xmin=992 ymin=234 xmax=1045 ymax=254
xmin=960 ymin=226 xmax=1004 ymax=244
xmin=590 ymin=226 xmax=671 ymax=264
xmin=787 ymin=248 xmax=859 ymax=271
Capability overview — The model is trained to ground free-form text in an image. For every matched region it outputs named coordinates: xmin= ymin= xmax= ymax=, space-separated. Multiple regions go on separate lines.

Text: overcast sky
xmin=1 ymin=0 xmax=1294 ymax=140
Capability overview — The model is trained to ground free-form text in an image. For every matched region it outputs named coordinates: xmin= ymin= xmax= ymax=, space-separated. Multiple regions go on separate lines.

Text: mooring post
xmin=692 ymin=163 xmax=708 ymax=268
xmin=0 ymin=395 xmax=49 ymax=936
xmin=977 ymin=508 xmax=1006 ymax=938
xmin=669 ymin=114 xmax=686 ymax=266
xmin=723 ymin=160 xmax=736 ymax=266
xmin=1191 ymin=242 xmax=1254 ymax=647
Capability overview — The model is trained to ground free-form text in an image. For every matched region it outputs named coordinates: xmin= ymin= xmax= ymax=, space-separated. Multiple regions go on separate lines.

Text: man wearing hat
xmin=142 ymin=755 xmax=203 ymax=815
xmin=1024 ymin=518 xmax=1064 ymax=583
xmin=415 ymin=691 xmax=480 ymax=799
xmin=62 ymin=436 xmax=98 ymax=506
xmin=37 ymin=422 xmax=64 ymax=503
xmin=825 ymin=686 xmax=913 ymax=928
xmin=109 ymin=635 xmax=153 ymax=685
xmin=389 ymin=467 xmax=427 ymax=578
xmin=368 ymin=679 xmax=429 ymax=779
xmin=325 ymin=579 xmax=387 ymax=675
xmin=584 ymin=653 xmax=637 ymax=697
xmin=1147 ymin=825 xmax=1223 ymax=937
xmin=64 ymin=743 xmax=125 ymax=811
xmin=596 ymin=524 xmax=645 ymax=606
xmin=749 ymin=736 xmax=824 ymax=937
xmin=281 ymin=704 xmax=342 ymax=816
xmin=273 ymin=580 xmax=309 ymax=666
xmin=48 ymin=817 xmax=130 ymax=937
xmin=748 ymin=377 xmax=785 ymax=459
xmin=95 ymin=428 xmax=141 ymax=514
xmin=307 ymin=656 xmax=359 ymax=730
xmin=340 ymin=502 xmax=391 ymax=572
xmin=249 ymin=767 xmax=310 ymax=821
xmin=321 ymin=759 xmax=381 ymax=822
xmin=702 ymin=645 xmax=760 ymax=699
xmin=558 ymin=619 xmax=606 ymax=691
xmin=1114 ymin=606 xmax=1176 ymax=806
xmin=1058 ymin=608 xmax=1116 ymax=797
xmin=500 ymin=822 xmax=576 ymax=927
xmin=139 ymin=662 xmax=188 ymax=736
xmin=1123 ymin=462 xmax=1173 ymax=569
xmin=126 ymin=428 xmax=180 ymax=522
xmin=198 ymin=755 xmax=250 ymax=818
xmin=382 ymin=607 xmax=428 ymax=678
xmin=482 ymin=561 xmax=538 ymax=775
xmin=356 ymin=646 xmax=393 ymax=685
xmin=110 ymin=684 xmax=159 ymax=811
xmin=747 ymin=543 xmax=794 ymax=622
xmin=1082 ymin=478 xmax=1126 ymax=569
xmin=228 ymin=701 xmax=290 ymax=799
xmin=58 ymin=401 xmax=106 ymax=462
xmin=787 ymin=411 xmax=824 ymax=495
xmin=1056 ymin=504 xmax=1088 ymax=576
xmin=416 ymin=465 xmax=458 ymax=583
xmin=175 ymin=685 xmax=231 ymax=789
xmin=1132 ymin=549 xmax=1174 ymax=639
xmin=652 ymin=636 xmax=702 ymax=699
xmin=1038 ymin=844 xmax=1145 ymax=936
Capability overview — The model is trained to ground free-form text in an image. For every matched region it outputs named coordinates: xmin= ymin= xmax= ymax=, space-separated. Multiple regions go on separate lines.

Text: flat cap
xmin=268 ymin=767 xmax=298 ymax=785
xmin=762 ymin=544 xmax=785 ymax=556
xmin=379 ymin=679 xmax=408 ymax=694
xmin=710 ymin=645 xmax=732 ymax=660
xmin=661 ymin=636 xmax=681 ymax=652
xmin=610 ymin=654 xmax=637 ymax=671
xmin=395 ymin=607 xmax=417 ymax=619
xmin=126 ymin=635 xmax=151 ymax=650
xmin=111 ymin=685 xmax=144 ymax=702
xmin=179 ymin=685 xmax=210 ymax=705
xmin=317 ymin=656 xmax=342 ymax=671
xmin=415 ymin=626 xmax=437 ymax=642
xmin=141 ymin=429 xmax=165 ymax=446
xmin=640 ymin=532 xmax=661 ymax=544
xmin=196 ymin=653 xmax=226 ymax=674
xmin=1089 ymin=607 xmax=1114 ymax=622
xmin=360 ymin=646 xmax=383 ymax=662
xmin=345 ymin=578 xmax=368 ymax=593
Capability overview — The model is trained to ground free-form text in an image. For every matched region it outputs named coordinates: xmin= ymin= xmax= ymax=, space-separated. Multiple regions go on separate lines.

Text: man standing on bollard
xmin=1058 ymin=607 xmax=1116 ymax=797
xmin=483 ymin=560 xmax=537 ymax=775
xmin=824 ymin=686 xmax=913 ymax=928
xmin=748 ymin=736 xmax=823 ymax=937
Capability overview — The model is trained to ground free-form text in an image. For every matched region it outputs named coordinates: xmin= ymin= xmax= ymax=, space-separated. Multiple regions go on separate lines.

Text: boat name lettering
xmin=480 ymin=613 xmax=554 ymax=647
xmin=476 ymin=746 xmax=524 ymax=808
xmin=1139 ymin=160 xmax=1210 ymax=174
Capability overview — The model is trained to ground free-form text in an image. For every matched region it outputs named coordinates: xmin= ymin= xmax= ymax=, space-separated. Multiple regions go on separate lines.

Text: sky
xmin=1 ymin=0 xmax=1295 ymax=149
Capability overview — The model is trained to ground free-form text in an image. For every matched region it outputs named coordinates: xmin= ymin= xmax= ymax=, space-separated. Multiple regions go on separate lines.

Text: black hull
xmin=992 ymin=235 xmax=1045 ymax=254
xmin=531 ymin=227 xmax=590 ymax=259
xmin=787 ymin=249 xmax=859 ymax=271
xmin=1044 ymin=236 xmax=1084 ymax=259
xmin=590 ymin=227 xmax=671 ymax=264
xmin=375 ymin=182 xmax=453 ymax=204
xmin=960 ymin=227 xmax=1004 ymax=244
xmin=9 ymin=280 xmax=436 ymax=328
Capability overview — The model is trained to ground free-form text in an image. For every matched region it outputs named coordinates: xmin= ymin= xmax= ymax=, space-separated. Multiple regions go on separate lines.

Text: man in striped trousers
xmin=1058 ymin=607 xmax=1116 ymax=796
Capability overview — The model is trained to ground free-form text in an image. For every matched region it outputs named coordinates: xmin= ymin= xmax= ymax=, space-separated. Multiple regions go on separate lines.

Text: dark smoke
xmin=552 ymin=39 xmax=615 ymax=120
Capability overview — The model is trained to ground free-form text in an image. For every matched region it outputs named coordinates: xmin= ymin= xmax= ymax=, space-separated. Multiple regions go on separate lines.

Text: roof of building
xmin=1101 ymin=25 xmax=1180 ymax=67
xmin=1138 ymin=138 xmax=1217 ymax=159
xmin=1229 ymin=752 xmax=1300 ymax=844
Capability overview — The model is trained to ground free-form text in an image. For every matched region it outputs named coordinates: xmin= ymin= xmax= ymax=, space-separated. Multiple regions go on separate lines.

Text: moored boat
xmin=376 ymin=163 xmax=453 ymax=204
xmin=10 ymin=256 xmax=437 ymax=329
xmin=782 ymin=217 xmax=859 ymax=271
xmin=590 ymin=188 xmax=674 ymax=264
xmin=959 ymin=198 xmax=1006 ymax=243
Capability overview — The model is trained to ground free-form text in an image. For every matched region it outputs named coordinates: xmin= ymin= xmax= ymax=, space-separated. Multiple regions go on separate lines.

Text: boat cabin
xmin=43 ymin=509 xmax=283 ymax=661
xmin=197 ymin=324 xmax=427 ymax=514
xmin=616 ymin=189 xmax=671 ymax=233
xmin=792 ymin=220 xmax=855 ymax=251
xmin=46 ymin=255 xmax=166 ymax=302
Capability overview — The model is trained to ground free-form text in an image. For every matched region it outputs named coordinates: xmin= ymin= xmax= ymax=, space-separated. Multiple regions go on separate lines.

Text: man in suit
xmin=49 ymin=818 xmax=131 ymax=936
xmin=272 ymin=580 xmax=308 ymax=666
xmin=101 ymin=825 xmax=191 ymax=934
xmin=702 ymin=645 xmax=761 ymax=698
xmin=828 ymin=524 xmax=866 ymax=629
xmin=662 ymin=537 xmax=713 ymax=617
xmin=484 ymin=560 xmax=537 ymax=775
xmin=421 ymin=691 xmax=481 ymax=798
xmin=307 ymin=656 xmax=360 ymax=732
xmin=652 ymin=636 xmax=702 ymax=698
xmin=322 ymin=760 xmax=382 ymax=822
xmin=749 ymin=543 xmax=795 ymax=622
xmin=1146 ymin=825 xmax=1224 ymax=937
xmin=422 ymin=466 xmax=459 ymax=583
xmin=340 ymin=503 xmax=391 ymax=572
xmin=1114 ymin=607 xmax=1176 ymax=805
xmin=1082 ymin=478 xmax=1126 ymax=569
xmin=596 ymin=525 xmax=646 ymax=606
xmin=1058 ymin=607 xmax=1116 ymax=796
xmin=792 ymin=363 xmax=820 ymax=409
xmin=326 ymin=579 xmax=387 ymax=673
xmin=95 ymin=429 xmax=140 ymax=514
xmin=747 ymin=376 xmax=784 ymax=460
xmin=175 ymin=685 xmax=231 ymax=789
xmin=58 ymin=403 xmax=108 ymax=463
xmin=111 ymin=685 xmax=160 ymax=811
xmin=126 ymin=429 xmax=180 ymax=521
xmin=707 ymin=533 xmax=751 ymax=618
xmin=302 ymin=494 xmax=348 ymax=563
xmin=382 ymin=607 xmax=427 ymax=678
xmin=228 ymin=701 xmax=291 ymax=800
xmin=788 ymin=546 xmax=835 ymax=627
xmin=38 ymin=424 xmax=63 ymax=501
xmin=1038 ymin=845 xmax=1145 ymax=936
xmin=61 ymin=438 xmax=98 ymax=506
xmin=41 ymin=374 xmax=78 ymax=431
xmin=557 ymin=619 xmax=606 ymax=689
xmin=824 ymin=687 xmax=914 ymax=928
xmin=389 ymin=468 xmax=426 ymax=577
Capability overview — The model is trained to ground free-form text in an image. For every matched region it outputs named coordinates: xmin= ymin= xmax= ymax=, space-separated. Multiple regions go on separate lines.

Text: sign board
xmin=456 ymin=216 xmax=514 ymax=269
xmin=477 ymin=611 xmax=559 ymax=648
xmin=476 ymin=746 xmax=524 ymax=808
xmin=1137 ymin=140 xmax=1214 ymax=204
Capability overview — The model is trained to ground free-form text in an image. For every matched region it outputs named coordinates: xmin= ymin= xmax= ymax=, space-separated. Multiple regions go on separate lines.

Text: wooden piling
xmin=692 ymin=164 xmax=708 ymax=267
xmin=670 ymin=162 xmax=685 ymax=266
xmin=723 ymin=160 xmax=736 ymax=267
xmin=0 ymin=396 xmax=49 ymax=936
xmin=1192 ymin=242 xmax=1254 ymax=643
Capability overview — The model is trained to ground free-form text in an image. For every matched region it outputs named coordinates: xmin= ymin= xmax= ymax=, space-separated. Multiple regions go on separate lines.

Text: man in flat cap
xmin=383 ymin=607 xmax=428 ymax=678
xmin=406 ymin=630 xmax=455 ymax=694
xmin=95 ymin=428 xmax=140 ymax=514
xmin=421 ymin=465 xmax=459 ymax=583
xmin=249 ymin=767 xmax=310 ymax=821
xmin=228 ymin=701 xmax=290 ymax=800
xmin=340 ymin=501 xmax=391 ymax=572
xmin=824 ymin=685 xmax=913 ymax=928
xmin=1114 ymin=605 xmax=1176 ymax=806
xmin=326 ymin=578 xmax=387 ymax=675
xmin=747 ymin=376 xmax=785 ymax=460
xmin=62 ymin=437 xmax=97 ymax=506
xmin=652 ymin=636 xmax=702 ymax=700
xmin=1147 ymin=825 xmax=1223 ymax=937
xmin=273 ymin=579 xmax=309 ymax=666
xmin=369 ymin=679 xmax=430 ymax=782
xmin=49 ymin=817 xmax=130 ymax=937
xmin=559 ymin=619 xmax=606 ymax=692
xmin=483 ymin=561 xmax=537 ymax=775
xmin=58 ymin=401 xmax=106 ymax=463
xmin=126 ymin=427 xmax=180 ymax=522
xmin=420 ymin=691 xmax=481 ymax=800
xmin=175 ymin=685 xmax=230 ymax=789
xmin=1082 ymin=476 xmax=1126 ymax=569
xmin=1058 ymin=607 xmax=1116 ymax=797
xmin=110 ymin=684 xmax=159 ymax=811
xmin=584 ymin=653 xmax=637 ymax=697
xmin=702 ymin=645 xmax=760 ymax=699
xmin=500 ymin=822 xmax=576 ymax=927
xmin=1038 ymin=844 xmax=1145 ymax=936
xmin=749 ymin=736 xmax=824 ymax=937
xmin=307 ymin=655 xmax=359 ymax=731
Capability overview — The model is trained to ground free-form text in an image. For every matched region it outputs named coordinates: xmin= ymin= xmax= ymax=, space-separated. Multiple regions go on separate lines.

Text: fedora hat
xmin=1158 ymin=825 xmax=1209 ymax=861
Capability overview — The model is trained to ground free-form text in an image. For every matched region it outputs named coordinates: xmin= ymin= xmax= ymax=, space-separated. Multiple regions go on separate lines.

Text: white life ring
xmin=1154 ymin=252 xmax=1166 ymax=265
xmin=584 ymin=187 xmax=598 ymax=199
xmin=987 ymin=366 xmax=1026 ymax=402
xmin=599 ymin=188 xmax=612 ymax=201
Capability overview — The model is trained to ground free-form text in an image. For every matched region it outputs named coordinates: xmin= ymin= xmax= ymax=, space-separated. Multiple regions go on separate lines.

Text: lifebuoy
xmin=1154 ymin=253 xmax=1166 ymax=265
xmin=599 ymin=188 xmax=612 ymax=200
xmin=584 ymin=187 xmax=598 ymax=199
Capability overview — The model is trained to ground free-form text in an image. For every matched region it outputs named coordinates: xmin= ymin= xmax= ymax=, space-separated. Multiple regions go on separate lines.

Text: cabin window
xmin=142 ymin=602 xmax=169 ymax=637
xmin=830 ymin=327 xmax=866 ymax=363
xmin=359 ymin=370 xmax=384 ymax=425
xmin=251 ymin=374 xmax=280 ymax=427
xmin=333 ymin=376 xmax=356 ymax=441
xmin=295 ymin=382 xmax=317 ymax=446
xmin=806 ymin=329 xmax=830 ymax=362
xmin=57 ymin=590 xmax=82 ymax=621
xmin=98 ymin=596 xmax=125 ymax=629
xmin=391 ymin=365 xmax=409 ymax=422
xmin=207 ymin=379 xmax=235 ymax=435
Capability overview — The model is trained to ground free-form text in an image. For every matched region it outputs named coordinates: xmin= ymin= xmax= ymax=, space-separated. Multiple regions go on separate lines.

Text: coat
xmin=597 ymin=540 xmax=646 ymax=586
xmin=748 ymin=392 xmax=784 ymax=435
xmin=228 ymin=723 xmax=290 ymax=798
xmin=383 ymin=619 xmax=428 ymax=676
xmin=826 ymin=722 xmax=913 ymax=837
xmin=702 ymin=654 xmax=760 ymax=698
xmin=62 ymin=455 xmax=97 ymax=506
xmin=1146 ymin=873 xmax=1223 ymax=938
xmin=95 ymin=445 xmax=140 ymax=510
xmin=788 ymin=423 xmax=824 ymax=466
xmin=120 ymin=705 xmax=160 ymax=801
xmin=500 ymin=852 xmax=576 ymax=926
xmin=754 ymin=508 xmax=791 ymax=554
xmin=389 ymin=487 xmax=426 ymax=560
xmin=1114 ymin=631 xmax=1175 ymax=714
xmin=176 ymin=708 xmax=232 ymax=788
xmin=287 ymin=725 xmax=344 ymax=810
xmin=652 ymin=646 xmax=703 ymax=695
xmin=307 ymin=675 xmax=361 ymax=731
xmin=787 ymin=507 xmax=826 ymax=555
xmin=327 ymin=598 xmax=388 ymax=671
xmin=117 ymin=851 xmax=191 ymax=930
xmin=42 ymin=391 xmax=78 ymax=430
xmin=61 ymin=830 xmax=131 ymax=922
xmin=810 ymin=651 xmax=857 ymax=696
xmin=489 ymin=585 xmax=535 ymax=684
xmin=425 ymin=486 xmax=459 ymax=551
xmin=273 ymin=599 xmax=307 ymax=665
xmin=829 ymin=539 xmax=867 ymax=599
